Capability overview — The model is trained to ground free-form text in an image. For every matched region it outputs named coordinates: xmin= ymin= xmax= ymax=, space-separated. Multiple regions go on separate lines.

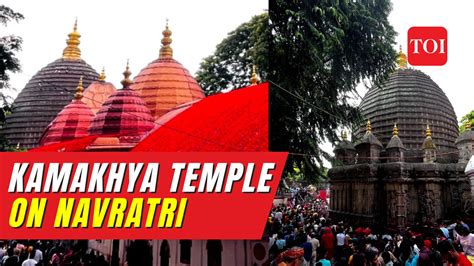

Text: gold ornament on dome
xmin=62 ymin=18 xmax=81 ymax=60
xmin=396 ymin=45 xmax=407 ymax=69
xmin=121 ymin=60 xmax=133 ymax=88
xmin=426 ymin=125 xmax=432 ymax=137
xmin=99 ymin=67 xmax=106 ymax=81
xmin=466 ymin=121 xmax=472 ymax=130
xmin=74 ymin=76 xmax=84 ymax=100
xmin=366 ymin=119 xmax=372 ymax=133
xmin=250 ymin=65 xmax=259 ymax=86
xmin=393 ymin=123 xmax=398 ymax=136
xmin=159 ymin=19 xmax=173 ymax=59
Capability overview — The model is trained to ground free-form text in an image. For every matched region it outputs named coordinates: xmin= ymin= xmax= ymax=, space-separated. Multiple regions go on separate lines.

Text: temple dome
xmin=88 ymin=63 xmax=156 ymax=144
xmin=3 ymin=21 xmax=99 ymax=148
xmin=356 ymin=68 xmax=458 ymax=158
xmin=132 ymin=23 xmax=205 ymax=120
xmin=39 ymin=77 xmax=94 ymax=146
xmin=82 ymin=68 xmax=117 ymax=114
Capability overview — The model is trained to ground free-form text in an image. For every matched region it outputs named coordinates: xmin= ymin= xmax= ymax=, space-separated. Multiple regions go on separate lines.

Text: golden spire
xmin=393 ymin=123 xmax=398 ymax=136
xmin=250 ymin=65 xmax=259 ymax=86
xmin=342 ymin=130 xmax=348 ymax=141
xmin=426 ymin=125 xmax=432 ymax=138
xmin=396 ymin=45 xmax=407 ymax=69
xmin=159 ymin=19 xmax=173 ymax=59
xmin=99 ymin=67 xmax=106 ymax=81
xmin=121 ymin=60 xmax=133 ymax=88
xmin=62 ymin=18 xmax=81 ymax=60
xmin=466 ymin=121 xmax=472 ymax=131
xmin=366 ymin=119 xmax=372 ymax=133
xmin=74 ymin=76 xmax=84 ymax=100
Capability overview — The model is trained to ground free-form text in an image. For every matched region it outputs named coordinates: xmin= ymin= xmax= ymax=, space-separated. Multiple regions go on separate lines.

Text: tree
xmin=460 ymin=110 xmax=474 ymax=133
xmin=0 ymin=5 xmax=23 ymax=151
xmin=0 ymin=5 xmax=23 ymax=94
xmin=195 ymin=13 xmax=269 ymax=95
xmin=269 ymin=0 xmax=397 ymax=180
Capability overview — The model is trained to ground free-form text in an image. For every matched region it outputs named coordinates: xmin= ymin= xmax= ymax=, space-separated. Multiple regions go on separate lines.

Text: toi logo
xmin=408 ymin=27 xmax=447 ymax=66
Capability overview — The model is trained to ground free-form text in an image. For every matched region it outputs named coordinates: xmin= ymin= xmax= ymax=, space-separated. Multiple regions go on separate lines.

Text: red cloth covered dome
xmin=132 ymin=83 xmax=268 ymax=152
xmin=32 ymin=136 xmax=98 ymax=152
xmin=132 ymin=24 xmax=205 ymax=120
xmin=88 ymin=87 xmax=156 ymax=143
xmin=39 ymin=99 xmax=94 ymax=146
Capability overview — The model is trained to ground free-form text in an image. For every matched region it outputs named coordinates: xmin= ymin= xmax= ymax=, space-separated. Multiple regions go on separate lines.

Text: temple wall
xmin=89 ymin=240 xmax=268 ymax=266
xmin=329 ymin=162 xmax=470 ymax=229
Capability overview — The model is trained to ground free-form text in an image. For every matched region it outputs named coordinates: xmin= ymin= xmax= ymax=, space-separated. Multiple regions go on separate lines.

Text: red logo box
xmin=408 ymin=27 xmax=447 ymax=66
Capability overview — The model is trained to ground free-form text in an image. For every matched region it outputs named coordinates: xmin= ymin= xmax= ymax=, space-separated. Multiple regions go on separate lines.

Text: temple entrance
xmin=179 ymin=240 xmax=192 ymax=264
xmin=160 ymin=240 xmax=170 ymax=266
xmin=206 ymin=240 xmax=222 ymax=266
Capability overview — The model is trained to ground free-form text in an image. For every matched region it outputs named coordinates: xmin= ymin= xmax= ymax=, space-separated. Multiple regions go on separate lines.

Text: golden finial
xmin=99 ymin=67 xmax=106 ymax=81
xmin=121 ymin=60 xmax=133 ymax=88
xmin=396 ymin=45 xmax=407 ymax=69
xmin=426 ymin=125 xmax=432 ymax=137
xmin=366 ymin=119 xmax=372 ymax=133
xmin=466 ymin=121 xmax=472 ymax=131
xmin=62 ymin=18 xmax=81 ymax=60
xmin=250 ymin=65 xmax=259 ymax=86
xmin=74 ymin=76 xmax=84 ymax=100
xmin=159 ymin=19 xmax=173 ymax=59
xmin=342 ymin=130 xmax=348 ymax=141
xmin=16 ymin=143 xmax=20 ymax=150
xmin=393 ymin=123 xmax=398 ymax=136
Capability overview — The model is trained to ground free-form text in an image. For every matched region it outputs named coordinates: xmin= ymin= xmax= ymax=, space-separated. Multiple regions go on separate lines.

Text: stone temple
xmin=2 ymin=20 xmax=99 ymax=149
xmin=329 ymin=48 xmax=473 ymax=230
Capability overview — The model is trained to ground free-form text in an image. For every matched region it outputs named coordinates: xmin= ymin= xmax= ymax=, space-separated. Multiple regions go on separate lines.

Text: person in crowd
xmin=268 ymin=184 xmax=474 ymax=266
xmin=3 ymin=247 xmax=19 ymax=266
xmin=321 ymin=228 xmax=335 ymax=260
xmin=21 ymin=247 xmax=36 ymax=266
xmin=455 ymin=224 xmax=474 ymax=264
xmin=438 ymin=239 xmax=471 ymax=266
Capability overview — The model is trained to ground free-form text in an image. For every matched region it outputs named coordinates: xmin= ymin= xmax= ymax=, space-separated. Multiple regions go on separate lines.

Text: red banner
xmin=0 ymin=152 xmax=287 ymax=239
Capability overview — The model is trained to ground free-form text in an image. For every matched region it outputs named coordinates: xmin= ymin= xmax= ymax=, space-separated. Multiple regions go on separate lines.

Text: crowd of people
xmin=0 ymin=241 xmax=110 ymax=266
xmin=268 ymin=187 xmax=474 ymax=266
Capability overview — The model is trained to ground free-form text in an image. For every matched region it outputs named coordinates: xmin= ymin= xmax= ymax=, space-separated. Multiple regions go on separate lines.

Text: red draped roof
xmin=133 ymin=83 xmax=268 ymax=152
xmin=39 ymin=100 xmax=94 ymax=146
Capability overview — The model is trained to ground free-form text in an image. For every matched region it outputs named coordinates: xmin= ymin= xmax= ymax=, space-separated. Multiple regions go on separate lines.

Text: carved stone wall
xmin=329 ymin=162 xmax=470 ymax=229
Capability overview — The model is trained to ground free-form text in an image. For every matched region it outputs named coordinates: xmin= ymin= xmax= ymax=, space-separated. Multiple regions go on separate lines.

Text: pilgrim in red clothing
xmin=321 ymin=227 xmax=335 ymax=259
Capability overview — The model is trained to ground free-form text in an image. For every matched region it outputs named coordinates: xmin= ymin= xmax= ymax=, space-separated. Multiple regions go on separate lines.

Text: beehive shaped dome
xmin=88 ymin=63 xmax=156 ymax=143
xmin=356 ymin=68 xmax=458 ymax=157
xmin=131 ymin=23 xmax=205 ymax=120
xmin=3 ymin=21 xmax=99 ymax=148
xmin=39 ymin=77 xmax=94 ymax=146
xmin=82 ymin=68 xmax=117 ymax=114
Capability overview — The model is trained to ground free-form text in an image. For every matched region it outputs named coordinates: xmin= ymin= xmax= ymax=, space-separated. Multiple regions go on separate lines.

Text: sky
xmin=3 ymin=0 xmax=470 ymax=118
xmin=2 ymin=0 xmax=472 ymax=157
xmin=385 ymin=0 xmax=472 ymax=122
xmin=326 ymin=0 xmax=474 ymax=164
xmin=2 ymin=0 xmax=267 ymax=97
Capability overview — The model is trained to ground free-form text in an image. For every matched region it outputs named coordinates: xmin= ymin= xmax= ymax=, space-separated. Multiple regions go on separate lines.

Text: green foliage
xmin=286 ymin=165 xmax=328 ymax=186
xmin=0 ymin=5 xmax=23 ymax=91
xmin=195 ymin=13 xmax=269 ymax=95
xmin=0 ymin=5 xmax=23 ymax=151
xmin=269 ymin=0 xmax=397 ymax=179
xmin=460 ymin=110 xmax=474 ymax=133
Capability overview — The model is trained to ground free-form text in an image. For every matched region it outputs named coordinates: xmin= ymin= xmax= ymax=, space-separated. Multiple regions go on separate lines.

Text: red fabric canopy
xmin=30 ymin=136 xmax=98 ymax=152
xmin=133 ymin=83 xmax=268 ymax=152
